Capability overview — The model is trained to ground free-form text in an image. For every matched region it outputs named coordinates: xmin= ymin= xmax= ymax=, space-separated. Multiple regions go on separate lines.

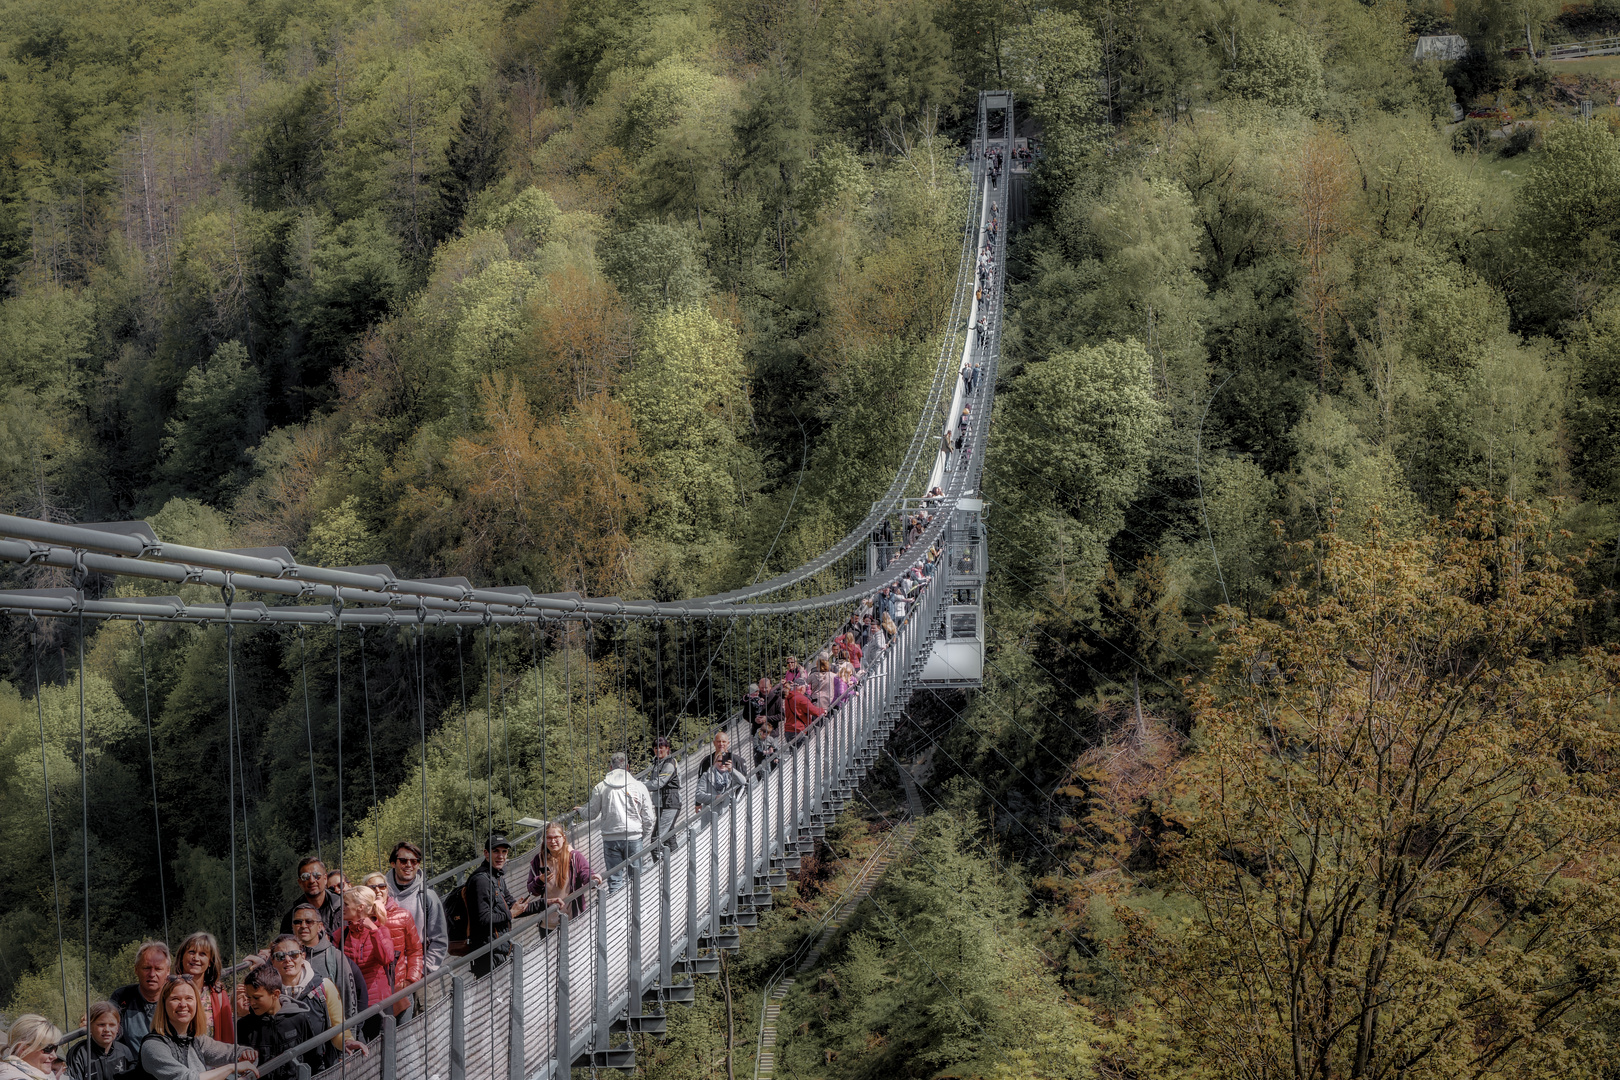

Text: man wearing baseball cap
xmin=466 ymin=833 xmax=533 ymax=977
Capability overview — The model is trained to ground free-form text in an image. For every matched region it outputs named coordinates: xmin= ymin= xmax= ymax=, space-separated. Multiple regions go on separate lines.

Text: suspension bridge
xmin=0 ymin=90 xmax=1019 ymax=1080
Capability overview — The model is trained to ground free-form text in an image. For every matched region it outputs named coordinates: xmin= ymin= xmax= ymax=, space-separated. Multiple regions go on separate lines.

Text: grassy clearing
xmin=1546 ymin=55 xmax=1620 ymax=79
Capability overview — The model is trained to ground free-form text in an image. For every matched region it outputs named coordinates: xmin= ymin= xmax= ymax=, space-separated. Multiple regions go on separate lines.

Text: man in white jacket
xmin=582 ymin=752 xmax=656 ymax=894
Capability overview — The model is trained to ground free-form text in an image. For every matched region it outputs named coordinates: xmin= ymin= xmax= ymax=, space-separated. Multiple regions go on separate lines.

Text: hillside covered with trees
xmin=7 ymin=0 xmax=1620 ymax=1074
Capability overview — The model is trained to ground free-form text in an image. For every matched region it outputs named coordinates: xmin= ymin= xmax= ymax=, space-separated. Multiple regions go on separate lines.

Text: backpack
xmin=444 ymin=881 xmax=472 ymax=956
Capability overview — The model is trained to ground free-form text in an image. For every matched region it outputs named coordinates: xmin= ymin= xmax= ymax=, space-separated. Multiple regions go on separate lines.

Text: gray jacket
xmin=647 ymin=754 xmax=682 ymax=811
xmin=139 ymin=1034 xmax=238 ymax=1080
xmin=387 ymin=867 xmax=449 ymax=974
xmin=694 ymin=765 xmax=747 ymax=809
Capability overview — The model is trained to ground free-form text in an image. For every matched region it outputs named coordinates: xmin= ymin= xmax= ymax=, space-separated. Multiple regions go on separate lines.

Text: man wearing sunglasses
xmin=278 ymin=856 xmax=342 ymax=940
xmin=383 ymin=842 xmax=447 ymax=981
xmin=285 ymin=904 xmax=367 ymax=1022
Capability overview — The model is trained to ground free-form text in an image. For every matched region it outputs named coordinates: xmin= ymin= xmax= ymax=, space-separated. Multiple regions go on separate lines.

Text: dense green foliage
xmin=0 ymin=0 xmax=970 ymax=1023
xmin=11 ymin=0 xmax=1620 ymax=1073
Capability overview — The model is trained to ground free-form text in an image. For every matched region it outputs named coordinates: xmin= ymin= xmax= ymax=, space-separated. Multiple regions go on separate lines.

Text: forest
xmin=6 ymin=0 xmax=1620 ymax=1073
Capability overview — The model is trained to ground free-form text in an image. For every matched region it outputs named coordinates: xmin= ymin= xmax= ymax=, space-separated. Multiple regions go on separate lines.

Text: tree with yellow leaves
xmin=1117 ymin=493 xmax=1620 ymax=1079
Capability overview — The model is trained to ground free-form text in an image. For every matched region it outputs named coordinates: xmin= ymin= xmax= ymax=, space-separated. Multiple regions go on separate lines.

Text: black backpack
xmin=443 ymin=881 xmax=472 ymax=956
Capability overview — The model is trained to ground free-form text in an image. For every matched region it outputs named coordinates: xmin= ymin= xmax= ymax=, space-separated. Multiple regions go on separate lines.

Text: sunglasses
xmin=41 ymin=1045 xmax=58 ymax=1057
xmin=271 ymin=950 xmax=303 ymax=961
xmin=298 ymin=872 xmax=324 ymax=882
xmin=392 ymin=856 xmax=419 ymax=865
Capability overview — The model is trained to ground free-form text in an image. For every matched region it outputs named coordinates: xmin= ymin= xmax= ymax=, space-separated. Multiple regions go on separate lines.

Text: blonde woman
xmin=362 ymin=872 xmax=423 ymax=1016
xmin=833 ymin=661 xmax=858 ymax=707
xmin=0 ymin=1015 xmax=63 ymax=1080
xmin=141 ymin=977 xmax=257 ymax=1080
xmin=338 ymin=886 xmax=395 ymax=1039
xmin=525 ymin=822 xmax=601 ymax=929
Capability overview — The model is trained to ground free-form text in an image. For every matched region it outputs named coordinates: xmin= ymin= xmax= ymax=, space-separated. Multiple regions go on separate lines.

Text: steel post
xmin=556 ymin=914 xmax=571 ymax=1080
xmin=686 ymin=820 xmax=699 ymax=958
xmin=594 ymin=889 xmax=609 ymax=1051
xmin=450 ymin=975 xmax=466 ymax=1080
xmin=628 ymin=859 xmax=645 ymax=1020
xmin=380 ymin=1009 xmax=395 ymax=1080
xmin=745 ymin=769 xmax=756 ymax=891
xmin=706 ymin=806 xmax=720 ymax=938
xmin=728 ymin=785 xmax=739 ymax=911
xmin=509 ymin=938 xmax=525 ymax=1080
xmin=659 ymin=844 xmax=673 ymax=987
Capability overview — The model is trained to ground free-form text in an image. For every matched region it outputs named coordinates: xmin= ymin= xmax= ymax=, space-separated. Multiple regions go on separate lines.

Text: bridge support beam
xmin=555 ymin=914 xmax=571 ymax=1080
xmin=510 ymin=938 xmax=526 ymax=1080
xmin=451 ymin=974 xmax=466 ymax=1080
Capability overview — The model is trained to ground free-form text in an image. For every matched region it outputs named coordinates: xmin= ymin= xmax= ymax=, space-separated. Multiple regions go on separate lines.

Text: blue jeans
xmin=603 ymin=837 xmax=643 ymax=894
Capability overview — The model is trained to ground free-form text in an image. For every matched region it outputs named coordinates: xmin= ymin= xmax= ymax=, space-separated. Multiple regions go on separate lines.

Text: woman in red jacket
xmin=363 ymin=871 xmax=424 ymax=1019
xmin=337 ymin=886 xmax=395 ymax=1040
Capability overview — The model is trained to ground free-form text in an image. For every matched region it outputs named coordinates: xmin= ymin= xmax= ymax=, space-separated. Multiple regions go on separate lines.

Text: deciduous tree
xmin=1118 ymin=494 xmax=1620 ymax=1080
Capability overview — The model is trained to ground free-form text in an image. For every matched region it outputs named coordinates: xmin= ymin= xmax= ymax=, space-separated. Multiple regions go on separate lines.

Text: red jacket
xmin=378 ymin=896 xmax=424 ymax=988
xmin=783 ymin=686 xmax=824 ymax=736
xmin=339 ymin=917 xmax=396 ymax=1010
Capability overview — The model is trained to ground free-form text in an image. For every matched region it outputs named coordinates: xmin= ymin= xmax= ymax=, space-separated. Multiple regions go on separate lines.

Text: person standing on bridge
xmin=384 ymin=841 xmax=447 ymax=987
xmin=109 ymin=941 xmax=171 ymax=1057
xmin=285 ymin=904 xmax=366 ymax=1023
xmin=279 ymin=857 xmax=342 ymax=941
xmin=743 ymin=678 xmax=771 ymax=730
xmin=361 ymin=872 xmax=422 ymax=1022
xmin=233 ymin=964 xmax=329 ymax=1080
xmin=526 ymin=822 xmax=600 ymax=929
xmin=336 ymin=887 xmax=394 ymax=1041
xmin=176 ymin=933 xmax=234 ymax=1043
xmin=581 ymin=754 xmax=655 ymax=894
xmin=782 ymin=682 xmax=824 ymax=742
xmin=140 ymin=978 xmax=258 ymax=1080
xmin=805 ymin=655 xmax=836 ymax=713
xmin=243 ymin=935 xmax=363 ymax=1060
xmin=466 ymin=835 xmax=533 ymax=977
xmin=753 ymin=721 xmax=780 ymax=770
xmin=694 ymin=752 xmax=748 ymax=809
xmin=833 ymin=662 xmax=858 ymax=708
xmin=0 ymin=1015 xmax=64 ymax=1080
xmin=646 ymin=736 xmax=683 ymax=852
xmin=66 ymin=1002 xmax=136 ymax=1080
